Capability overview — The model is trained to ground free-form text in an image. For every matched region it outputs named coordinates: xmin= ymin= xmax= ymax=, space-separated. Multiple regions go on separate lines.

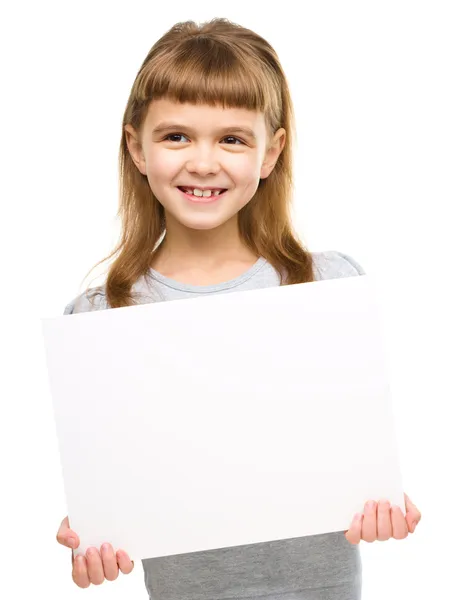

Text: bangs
xmin=136 ymin=36 xmax=280 ymax=117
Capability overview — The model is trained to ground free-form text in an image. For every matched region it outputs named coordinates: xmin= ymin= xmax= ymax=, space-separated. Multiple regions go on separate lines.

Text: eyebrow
xmin=151 ymin=122 xmax=257 ymax=142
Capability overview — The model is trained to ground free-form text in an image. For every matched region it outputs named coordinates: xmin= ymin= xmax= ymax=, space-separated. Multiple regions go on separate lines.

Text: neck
xmin=152 ymin=214 xmax=258 ymax=273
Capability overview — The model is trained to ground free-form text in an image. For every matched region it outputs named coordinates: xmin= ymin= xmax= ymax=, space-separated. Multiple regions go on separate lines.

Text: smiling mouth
xmin=177 ymin=187 xmax=228 ymax=203
xmin=177 ymin=187 xmax=227 ymax=196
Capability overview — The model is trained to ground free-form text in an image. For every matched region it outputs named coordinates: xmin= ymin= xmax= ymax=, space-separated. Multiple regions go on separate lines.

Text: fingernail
xmin=116 ymin=550 xmax=132 ymax=564
xmin=366 ymin=501 xmax=375 ymax=511
xmin=102 ymin=543 xmax=110 ymax=553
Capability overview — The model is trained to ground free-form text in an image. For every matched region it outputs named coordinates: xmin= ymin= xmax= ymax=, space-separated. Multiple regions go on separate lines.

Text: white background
xmin=0 ymin=1 xmax=460 ymax=598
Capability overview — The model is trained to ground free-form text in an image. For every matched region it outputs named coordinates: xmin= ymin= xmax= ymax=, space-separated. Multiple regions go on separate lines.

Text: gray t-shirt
xmin=64 ymin=250 xmax=365 ymax=600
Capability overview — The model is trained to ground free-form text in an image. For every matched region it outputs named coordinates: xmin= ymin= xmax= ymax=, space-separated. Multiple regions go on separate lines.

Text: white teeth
xmin=182 ymin=188 xmax=224 ymax=197
xmin=195 ymin=189 xmax=211 ymax=197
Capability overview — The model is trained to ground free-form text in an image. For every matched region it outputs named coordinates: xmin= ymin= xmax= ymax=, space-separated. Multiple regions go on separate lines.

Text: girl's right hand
xmin=56 ymin=516 xmax=135 ymax=588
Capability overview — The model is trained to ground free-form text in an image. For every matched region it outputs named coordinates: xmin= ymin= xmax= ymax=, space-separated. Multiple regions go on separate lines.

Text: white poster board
xmin=42 ymin=275 xmax=403 ymax=560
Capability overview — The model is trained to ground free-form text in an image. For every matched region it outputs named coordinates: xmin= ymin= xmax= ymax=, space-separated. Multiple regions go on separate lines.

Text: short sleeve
xmin=312 ymin=250 xmax=366 ymax=281
xmin=334 ymin=251 xmax=366 ymax=276
xmin=63 ymin=302 xmax=75 ymax=315
xmin=62 ymin=286 xmax=108 ymax=315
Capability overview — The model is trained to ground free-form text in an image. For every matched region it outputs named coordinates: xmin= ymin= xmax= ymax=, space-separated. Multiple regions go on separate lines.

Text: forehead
xmin=145 ymin=98 xmax=266 ymax=132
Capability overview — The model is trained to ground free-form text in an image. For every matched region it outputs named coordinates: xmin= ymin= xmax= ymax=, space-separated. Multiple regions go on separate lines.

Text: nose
xmin=185 ymin=143 xmax=220 ymax=176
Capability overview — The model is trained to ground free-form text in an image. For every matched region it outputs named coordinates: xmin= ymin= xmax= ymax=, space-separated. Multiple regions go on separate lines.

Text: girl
xmin=56 ymin=17 xmax=421 ymax=599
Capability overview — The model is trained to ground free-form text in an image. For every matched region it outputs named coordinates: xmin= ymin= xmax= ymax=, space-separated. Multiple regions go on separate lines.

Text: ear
xmin=124 ymin=124 xmax=147 ymax=175
xmin=260 ymin=128 xmax=286 ymax=179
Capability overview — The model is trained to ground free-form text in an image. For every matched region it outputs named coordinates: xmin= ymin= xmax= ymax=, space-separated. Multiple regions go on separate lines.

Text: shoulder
xmin=311 ymin=250 xmax=366 ymax=281
xmin=63 ymin=274 xmax=156 ymax=315
xmin=63 ymin=285 xmax=109 ymax=315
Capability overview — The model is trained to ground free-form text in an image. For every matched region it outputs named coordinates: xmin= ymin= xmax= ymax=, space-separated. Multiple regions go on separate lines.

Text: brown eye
xmin=164 ymin=134 xmax=187 ymax=143
xmin=222 ymin=136 xmax=244 ymax=145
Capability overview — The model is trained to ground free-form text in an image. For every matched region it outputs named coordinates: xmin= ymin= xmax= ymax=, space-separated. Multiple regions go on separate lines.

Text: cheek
xmin=228 ymin=154 xmax=259 ymax=177
xmin=235 ymin=160 xmax=261 ymax=188
xmin=145 ymin=151 xmax=176 ymax=179
xmin=144 ymin=152 xmax=178 ymax=199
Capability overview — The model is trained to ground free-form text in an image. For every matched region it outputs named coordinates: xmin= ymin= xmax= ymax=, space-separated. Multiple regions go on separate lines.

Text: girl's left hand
xmin=345 ymin=493 xmax=421 ymax=544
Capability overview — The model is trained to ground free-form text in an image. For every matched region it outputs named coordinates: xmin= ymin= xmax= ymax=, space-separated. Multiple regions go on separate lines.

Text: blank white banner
xmin=42 ymin=274 xmax=404 ymax=561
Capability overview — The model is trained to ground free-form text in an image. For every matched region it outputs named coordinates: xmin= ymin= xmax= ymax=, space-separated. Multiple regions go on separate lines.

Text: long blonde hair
xmin=84 ymin=17 xmax=314 ymax=308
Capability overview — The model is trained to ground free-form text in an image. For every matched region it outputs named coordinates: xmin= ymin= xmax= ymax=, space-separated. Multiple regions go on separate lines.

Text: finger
xmin=100 ymin=544 xmax=119 ymax=581
xmin=404 ymin=494 xmax=421 ymax=532
xmin=376 ymin=499 xmax=392 ymax=541
xmin=345 ymin=513 xmax=363 ymax=545
xmin=391 ymin=505 xmax=408 ymax=539
xmin=361 ymin=501 xmax=377 ymax=542
xmin=86 ymin=547 xmax=105 ymax=585
xmin=72 ymin=555 xmax=91 ymax=589
xmin=406 ymin=508 xmax=421 ymax=533
xmin=407 ymin=514 xmax=420 ymax=533
xmin=116 ymin=550 xmax=135 ymax=575
xmin=56 ymin=516 xmax=80 ymax=550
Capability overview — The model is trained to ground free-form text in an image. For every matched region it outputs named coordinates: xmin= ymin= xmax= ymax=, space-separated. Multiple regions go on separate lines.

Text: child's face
xmin=125 ymin=98 xmax=285 ymax=232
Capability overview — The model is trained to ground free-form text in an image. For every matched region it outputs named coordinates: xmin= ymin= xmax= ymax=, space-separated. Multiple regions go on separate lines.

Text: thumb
xmin=404 ymin=493 xmax=421 ymax=530
xmin=56 ymin=516 xmax=80 ymax=549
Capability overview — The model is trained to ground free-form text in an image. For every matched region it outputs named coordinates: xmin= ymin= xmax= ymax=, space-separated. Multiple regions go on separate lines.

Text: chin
xmin=180 ymin=220 xmax=229 ymax=231
xmin=175 ymin=213 xmax=236 ymax=231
